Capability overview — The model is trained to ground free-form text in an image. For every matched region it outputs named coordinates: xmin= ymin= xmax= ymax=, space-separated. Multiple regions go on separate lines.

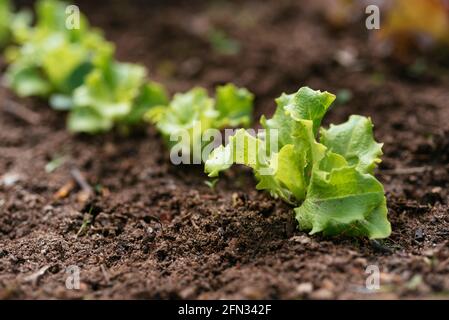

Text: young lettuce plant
xmin=146 ymin=84 xmax=254 ymax=163
xmin=205 ymin=87 xmax=391 ymax=239
xmin=4 ymin=0 xmax=111 ymax=99
xmin=2 ymin=0 xmax=167 ymax=134
xmin=67 ymin=49 xmax=168 ymax=133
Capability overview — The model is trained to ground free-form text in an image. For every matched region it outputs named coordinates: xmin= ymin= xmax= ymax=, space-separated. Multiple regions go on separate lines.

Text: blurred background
xmin=68 ymin=0 xmax=449 ymax=123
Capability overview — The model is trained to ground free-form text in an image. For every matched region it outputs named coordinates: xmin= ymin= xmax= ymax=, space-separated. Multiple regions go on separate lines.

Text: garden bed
xmin=1 ymin=0 xmax=449 ymax=299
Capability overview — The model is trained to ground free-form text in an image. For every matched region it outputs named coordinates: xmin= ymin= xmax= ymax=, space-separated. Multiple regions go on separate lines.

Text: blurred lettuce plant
xmin=146 ymin=84 xmax=254 ymax=163
xmin=67 ymin=49 xmax=168 ymax=133
xmin=3 ymin=0 xmax=168 ymax=134
xmin=0 ymin=0 xmax=13 ymax=47
xmin=4 ymin=0 xmax=112 ymax=98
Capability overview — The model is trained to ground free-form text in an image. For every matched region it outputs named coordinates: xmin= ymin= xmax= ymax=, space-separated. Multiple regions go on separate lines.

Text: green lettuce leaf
xmin=8 ymin=10 xmax=33 ymax=44
xmin=147 ymin=88 xmax=215 ymax=149
xmin=205 ymin=129 xmax=268 ymax=176
xmin=5 ymin=64 xmax=52 ymax=97
xmin=68 ymin=106 xmax=113 ymax=133
xmin=147 ymin=84 xmax=253 ymax=162
xmin=206 ymin=129 xmax=301 ymax=202
xmin=41 ymin=34 xmax=92 ymax=92
xmin=261 ymin=87 xmax=335 ymax=149
xmin=122 ymin=81 xmax=169 ymax=125
xmin=320 ymin=115 xmax=383 ymax=174
xmin=68 ymin=53 xmax=166 ymax=133
xmin=0 ymin=0 xmax=12 ymax=47
xmin=72 ymin=60 xmax=147 ymax=120
xmin=215 ymin=83 xmax=254 ymax=128
xmin=295 ymin=164 xmax=391 ymax=239
xmin=4 ymin=0 xmax=111 ymax=98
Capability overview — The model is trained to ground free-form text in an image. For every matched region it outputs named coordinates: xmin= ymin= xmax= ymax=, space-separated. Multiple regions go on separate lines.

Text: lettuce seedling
xmin=146 ymin=83 xmax=254 ymax=163
xmin=205 ymin=87 xmax=391 ymax=239
xmin=4 ymin=0 xmax=111 ymax=98
xmin=3 ymin=0 xmax=167 ymax=134
xmin=67 ymin=49 xmax=168 ymax=133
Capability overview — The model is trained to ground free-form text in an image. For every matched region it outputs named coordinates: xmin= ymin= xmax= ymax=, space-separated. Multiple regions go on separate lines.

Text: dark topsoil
xmin=1 ymin=0 xmax=449 ymax=299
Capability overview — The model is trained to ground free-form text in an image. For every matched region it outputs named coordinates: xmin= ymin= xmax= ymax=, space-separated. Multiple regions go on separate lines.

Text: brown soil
xmin=1 ymin=0 xmax=449 ymax=299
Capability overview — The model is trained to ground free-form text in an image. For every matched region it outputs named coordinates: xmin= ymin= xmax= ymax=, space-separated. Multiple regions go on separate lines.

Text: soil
xmin=1 ymin=0 xmax=449 ymax=299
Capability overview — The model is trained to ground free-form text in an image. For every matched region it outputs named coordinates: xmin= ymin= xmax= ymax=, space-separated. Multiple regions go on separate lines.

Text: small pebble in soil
xmin=310 ymin=288 xmax=334 ymax=300
xmin=179 ymin=286 xmax=197 ymax=299
xmin=414 ymin=228 xmax=425 ymax=242
xmin=290 ymin=235 xmax=311 ymax=245
xmin=296 ymin=282 xmax=313 ymax=296
xmin=0 ymin=172 xmax=23 ymax=186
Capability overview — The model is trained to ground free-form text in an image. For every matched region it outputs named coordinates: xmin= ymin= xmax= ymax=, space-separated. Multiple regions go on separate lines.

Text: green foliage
xmin=2 ymin=0 xmax=168 ymax=134
xmin=4 ymin=0 xmax=112 ymax=98
xmin=296 ymin=165 xmax=390 ymax=239
xmin=147 ymin=84 xmax=254 ymax=161
xmin=205 ymin=86 xmax=391 ymax=239
xmin=320 ymin=115 xmax=383 ymax=174
xmin=68 ymin=52 xmax=168 ymax=133
xmin=0 ymin=0 xmax=12 ymax=47
xmin=215 ymin=84 xmax=253 ymax=127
